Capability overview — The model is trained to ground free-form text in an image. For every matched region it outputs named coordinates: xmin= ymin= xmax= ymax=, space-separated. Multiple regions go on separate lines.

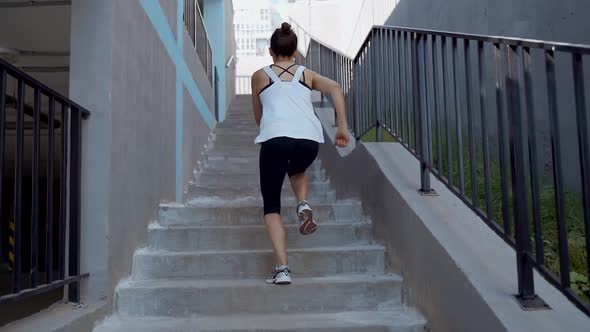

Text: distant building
xmin=234 ymin=0 xmax=274 ymax=57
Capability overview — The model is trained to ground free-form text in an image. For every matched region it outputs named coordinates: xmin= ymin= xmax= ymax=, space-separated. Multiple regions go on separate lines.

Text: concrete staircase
xmin=94 ymin=96 xmax=426 ymax=331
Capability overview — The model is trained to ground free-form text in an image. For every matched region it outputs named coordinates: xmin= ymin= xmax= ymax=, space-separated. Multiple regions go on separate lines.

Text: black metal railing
xmin=184 ymin=0 xmax=213 ymax=83
xmin=294 ymin=21 xmax=590 ymax=315
xmin=0 ymin=58 xmax=89 ymax=305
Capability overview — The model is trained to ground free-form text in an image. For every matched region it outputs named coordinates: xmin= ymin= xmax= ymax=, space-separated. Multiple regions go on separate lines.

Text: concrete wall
xmin=69 ymin=0 xmax=114 ymax=306
xmin=383 ymin=0 xmax=590 ymax=191
xmin=224 ymin=0 xmax=236 ymax=107
xmin=385 ymin=0 xmax=590 ymax=45
xmin=67 ymin=0 xmax=214 ymax=330
xmin=315 ymin=96 xmax=590 ymax=332
xmin=107 ymin=0 xmax=179 ymax=299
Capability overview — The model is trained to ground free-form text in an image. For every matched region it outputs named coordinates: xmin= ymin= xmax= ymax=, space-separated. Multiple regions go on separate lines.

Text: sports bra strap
xmin=263 ymin=66 xmax=281 ymax=83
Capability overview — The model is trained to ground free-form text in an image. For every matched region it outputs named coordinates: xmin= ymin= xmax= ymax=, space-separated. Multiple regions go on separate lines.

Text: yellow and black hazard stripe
xmin=8 ymin=219 xmax=15 ymax=271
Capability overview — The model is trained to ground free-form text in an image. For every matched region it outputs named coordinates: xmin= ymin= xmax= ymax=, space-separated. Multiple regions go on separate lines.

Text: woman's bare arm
xmin=251 ymin=70 xmax=265 ymax=126
xmin=310 ymin=71 xmax=348 ymax=129
xmin=310 ymin=70 xmax=350 ymax=147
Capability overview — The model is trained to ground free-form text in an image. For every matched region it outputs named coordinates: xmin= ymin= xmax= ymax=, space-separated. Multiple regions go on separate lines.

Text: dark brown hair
xmin=270 ymin=22 xmax=298 ymax=57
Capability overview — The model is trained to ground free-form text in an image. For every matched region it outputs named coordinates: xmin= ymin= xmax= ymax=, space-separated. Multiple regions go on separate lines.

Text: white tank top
xmin=254 ymin=65 xmax=324 ymax=144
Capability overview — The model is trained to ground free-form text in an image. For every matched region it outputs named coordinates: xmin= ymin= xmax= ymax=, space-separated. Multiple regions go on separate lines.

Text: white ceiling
xmin=0 ymin=1 xmax=71 ymax=96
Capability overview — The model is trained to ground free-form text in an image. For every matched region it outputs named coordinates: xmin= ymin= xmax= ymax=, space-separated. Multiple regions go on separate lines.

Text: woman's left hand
xmin=335 ymin=127 xmax=350 ymax=148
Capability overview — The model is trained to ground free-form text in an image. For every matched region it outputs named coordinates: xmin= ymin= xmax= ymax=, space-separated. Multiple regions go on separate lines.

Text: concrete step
xmin=116 ymin=275 xmax=403 ymax=317
xmin=214 ymin=119 xmax=256 ymax=125
xmin=186 ymin=187 xmax=336 ymax=203
xmin=159 ymin=201 xmax=365 ymax=226
xmin=132 ymin=245 xmax=385 ymax=280
xmin=196 ymin=169 xmax=327 ymax=183
xmin=204 ymin=149 xmax=261 ymax=159
xmin=197 ymin=161 xmax=324 ymax=173
xmin=198 ymin=159 xmax=324 ymax=173
xmin=199 ymin=155 xmax=324 ymax=169
xmin=188 ymin=181 xmax=332 ymax=197
xmin=202 ymin=149 xmax=324 ymax=162
xmin=203 ymin=148 xmax=324 ymax=162
xmin=213 ymin=128 xmax=259 ymax=135
xmin=95 ymin=309 xmax=426 ymax=332
xmin=217 ymin=122 xmax=258 ymax=130
xmin=195 ymin=171 xmax=327 ymax=186
xmin=148 ymin=222 xmax=374 ymax=251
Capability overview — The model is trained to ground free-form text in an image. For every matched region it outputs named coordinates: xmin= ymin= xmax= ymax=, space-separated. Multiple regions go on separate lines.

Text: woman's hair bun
xmin=281 ymin=22 xmax=292 ymax=33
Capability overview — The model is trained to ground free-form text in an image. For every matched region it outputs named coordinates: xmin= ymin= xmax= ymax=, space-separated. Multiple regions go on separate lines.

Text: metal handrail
xmin=0 ymin=57 xmax=89 ymax=305
xmin=295 ymin=24 xmax=590 ymax=316
xmin=184 ymin=0 xmax=213 ymax=83
xmin=0 ymin=58 xmax=90 ymax=118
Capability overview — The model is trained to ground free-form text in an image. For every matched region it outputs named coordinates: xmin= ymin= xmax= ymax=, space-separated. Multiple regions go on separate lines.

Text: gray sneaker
xmin=297 ymin=200 xmax=317 ymax=235
xmin=265 ymin=266 xmax=292 ymax=285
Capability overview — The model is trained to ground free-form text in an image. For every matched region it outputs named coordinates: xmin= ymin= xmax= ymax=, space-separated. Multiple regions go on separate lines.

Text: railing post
xmin=214 ymin=67 xmax=219 ymax=122
xmin=353 ymin=60 xmax=359 ymax=138
xmin=0 ymin=68 xmax=5 ymax=264
xmin=411 ymin=32 xmax=434 ymax=194
xmin=13 ymin=79 xmax=25 ymax=293
xmin=369 ymin=29 xmax=382 ymax=142
xmin=505 ymin=45 xmax=547 ymax=309
xmin=68 ymin=108 xmax=82 ymax=302
xmin=333 ymin=53 xmax=338 ymax=127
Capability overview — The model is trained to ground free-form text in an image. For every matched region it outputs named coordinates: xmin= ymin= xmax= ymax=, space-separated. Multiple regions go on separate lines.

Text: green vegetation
xmin=355 ymin=120 xmax=589 ymax=302
xmin=359 ymin=127 xmax=398 ymax=143
xmin=431 ymin=135 xmax=589 ymax=302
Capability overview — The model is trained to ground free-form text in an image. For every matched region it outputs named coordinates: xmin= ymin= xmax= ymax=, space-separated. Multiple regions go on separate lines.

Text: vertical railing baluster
xmin=59 ymin=103 xmax=68 ymax=279
xmin=68 ymin=108 xmax=82 ymax=302
xmin=214 ymin=68 xmax=219 ymax=121
xmin=432 ymin=35 xmax=443 ymax=176
xmin=572 ymin=52 xmax=590 ymax=285
xmin=495 ymin=43 xmax=512 ymax=235
xmin=464 ymin=40 xmax=478 ymax=205
xmin=409 ymin=33 xmax=416 ymax=149
xmin=523 ymin=47 xmax=543 ymax=264
xmin=349 ymin=59 xmax=353 ymax=134
xmin=361 ymin=52 xmax=365 ymax=135
xmin=382 ymin=29 xmax=388 ymax=133
xmin=0 ymin=68 xmax=5 ymax=263
xmin=376 ymin=29 xmax=383 ymax=141
xmin=46 ymin=96 xmax=55 ymax=284
xmin=353 ymin=58 xmax=359 ymax=137
xmin=401 ymin=32 xmax=408 ymax=145
xmin=31 ymin=88 xmax=41 ymax=288
xmin=13 ymin=79 xmax=25 ymax=293
xmin=358 ymin=53 xmax=362 ymax=134
xmin=506 ymin=45 xmax=537 ymax=302
xmin=366 ymin=45 xmax=370 ymax=134
xmin=441 ymin=37 xmax=452 ymax=185
xmin=330 ymin=51 xmax=342 ymax=127
xmin=386 ymin=29 xmax=392 ymax=134
xmin=349 ymin=59 xmax=353 ymax=132
xmin=478 ymin=41 xmax=494 ymax=221
xmin=452 ymin=38 xmax=465 ymax=194
xmin=426 ymin=36 xmax=434 ymax=171
xmin=412 ymin=33 xmax=430 ymax=192
xmin=394 ymin=30 xmax=401 ymax=138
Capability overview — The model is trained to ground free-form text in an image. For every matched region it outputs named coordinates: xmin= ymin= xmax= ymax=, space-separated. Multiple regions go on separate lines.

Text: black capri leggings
xmin=260 ymin=137 xmax=319 ymax=215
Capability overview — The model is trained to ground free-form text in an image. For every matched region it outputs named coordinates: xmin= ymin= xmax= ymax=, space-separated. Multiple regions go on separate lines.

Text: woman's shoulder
xmin=251 ymin=68 xmax=267 ymax=82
